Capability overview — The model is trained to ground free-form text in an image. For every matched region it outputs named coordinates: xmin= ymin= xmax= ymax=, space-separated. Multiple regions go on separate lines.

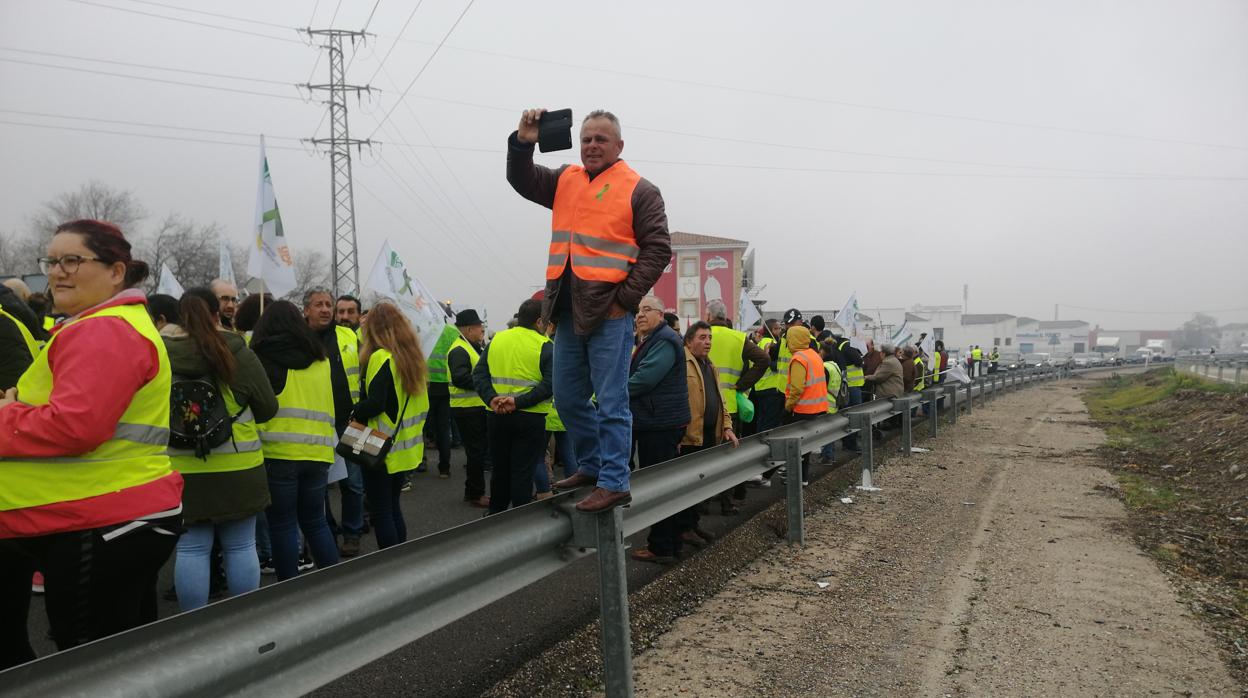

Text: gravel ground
xmin=627 ymin=378 xmax=1242 ymax=696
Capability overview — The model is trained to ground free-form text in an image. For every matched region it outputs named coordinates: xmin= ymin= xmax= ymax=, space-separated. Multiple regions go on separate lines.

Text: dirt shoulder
xmin=629 ymin=377 xmax=1242 ymax=696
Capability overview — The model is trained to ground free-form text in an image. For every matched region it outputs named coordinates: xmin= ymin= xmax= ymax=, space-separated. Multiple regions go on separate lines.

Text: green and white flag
xmin=247 ymin=136 xmax=297 ymax=298
xmin=364 ymin=239 xmax=452 ymax=358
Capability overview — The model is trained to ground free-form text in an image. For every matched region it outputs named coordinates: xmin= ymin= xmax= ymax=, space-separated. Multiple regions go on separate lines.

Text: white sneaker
xmin=758 ymin=479 xmax=772 ymax=488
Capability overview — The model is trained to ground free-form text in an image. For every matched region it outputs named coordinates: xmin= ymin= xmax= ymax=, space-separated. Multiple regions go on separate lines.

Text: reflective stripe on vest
xmin=791 ymin=349 xmax=827 ymax=414
xmin=777 ymin=338 xmax=793 ymax=380
xmin=913 ymin=357 xmax=926 ymax=392
xmin=824 ymin=360 xmax=842 ymax=414
xmin=448 ymin=335 xmax=486 ymax=409
xmin=548 ymin=161 xmax=642 ymax=283
xmin=427 ymin=324 xmax=457 ymax=384
xmin=336 ymin=325 xmax=361 ymax=402
xmin=257 ymin=359 xmax=336 ymax=463
xmin=708 ymin=325 xmax=746 ymax=414
xmin=169 ymin=389 xmax=265 ymax=475
xmin=365 ymin=349 xmax=430 ymax=474
xmin=754 ymin=336 xmax=782 ymax=392
xmin=2 ymin=303 xmax=175 ymax=512
xmin=846 ymin=365 xmax=865 ymax=387
xmin=0 ymin=304 xmax=41 ymax=360
xmin=931 ymin=351 xmax=942 ymax=383
xmin=487 ymin=326 xmax=551 ymax=415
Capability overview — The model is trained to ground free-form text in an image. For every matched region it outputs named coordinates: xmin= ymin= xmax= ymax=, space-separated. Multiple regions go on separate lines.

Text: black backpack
xmin=169 ymin=376 xmax=235 ymax=459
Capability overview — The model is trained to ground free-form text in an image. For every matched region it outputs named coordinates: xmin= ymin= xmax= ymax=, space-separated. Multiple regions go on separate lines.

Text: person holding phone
xmin=507 ymin=108 xmax=672 ymax=512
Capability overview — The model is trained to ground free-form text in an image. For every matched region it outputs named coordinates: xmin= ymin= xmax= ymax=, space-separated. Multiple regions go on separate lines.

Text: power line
xmin=364 ymin=1 xmax=424 ymax=86
xmin=366 ymin=0 xmax=476 ymax=140
xmin=0 ymin=57 xmax=304 ymax=101
xmin=113 ymin=0 xmax=291 ymax=29
xmin=58 ymin=0 xmax=1245 ymax=153
xmin=425 ymin=44 xmax=1248 ymax=153
xmin=0 ymin=108 xmax=303 ymax=142
xmin=0 ymin=118 xmax=307 ymax=151
xmin=64 ymin=0 xmax=305 ymax=44
xmin=0 ymin=46 xmax=293 ymax=86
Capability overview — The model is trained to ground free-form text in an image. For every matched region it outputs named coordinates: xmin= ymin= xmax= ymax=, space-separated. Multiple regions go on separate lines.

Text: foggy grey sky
xmin=2 ymin=0 xmax=1246 ymax=330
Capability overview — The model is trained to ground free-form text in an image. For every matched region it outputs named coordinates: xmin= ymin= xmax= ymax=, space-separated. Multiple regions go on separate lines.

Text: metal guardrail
xmin=2 ymin=364 xmax=1106 ymax=698
xmin=1176 ymin=355 xmax=1248 ymax=386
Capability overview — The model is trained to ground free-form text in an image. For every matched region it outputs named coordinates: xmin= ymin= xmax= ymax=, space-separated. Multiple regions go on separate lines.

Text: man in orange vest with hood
xmin=783 ymin=325 xmax=828 ymax=486
xmin=508 ymin=108 xmax=672 ymax=512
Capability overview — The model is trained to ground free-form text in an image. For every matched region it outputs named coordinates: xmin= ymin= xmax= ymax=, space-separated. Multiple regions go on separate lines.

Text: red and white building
xmin=649 ymin=232 xmax=752 ymax=327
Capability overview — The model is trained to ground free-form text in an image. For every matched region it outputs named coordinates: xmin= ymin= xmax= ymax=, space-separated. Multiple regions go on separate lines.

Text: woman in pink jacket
xmin=0 ymin=219 xmax=183 ymax=670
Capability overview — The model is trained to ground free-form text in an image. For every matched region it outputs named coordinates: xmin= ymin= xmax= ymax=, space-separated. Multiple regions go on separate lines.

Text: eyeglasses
xmin=637 ymin=306 xmax=661 ymax=315
xmin=38 ymin=255 xmax=106 ymax=274
xmin=218 ymin=295 xmax=239 ymax=304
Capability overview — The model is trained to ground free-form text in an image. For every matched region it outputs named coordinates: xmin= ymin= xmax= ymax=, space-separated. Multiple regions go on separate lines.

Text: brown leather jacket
xmin=507 ymin=133 xmax=672 ymax=336
xmin=682 ymin=348 xmax=731 ymax=447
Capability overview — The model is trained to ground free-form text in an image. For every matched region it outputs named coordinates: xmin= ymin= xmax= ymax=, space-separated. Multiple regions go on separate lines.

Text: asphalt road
xmin=21 ymin=439 xmax=797 ymax=696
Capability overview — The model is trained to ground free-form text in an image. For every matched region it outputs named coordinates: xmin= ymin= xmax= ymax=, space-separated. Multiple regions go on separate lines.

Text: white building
xmin=1218 ymin=323 xmax=1248 ymax=354
xmin=1024 ymin=320 xmax=1091 ymax=356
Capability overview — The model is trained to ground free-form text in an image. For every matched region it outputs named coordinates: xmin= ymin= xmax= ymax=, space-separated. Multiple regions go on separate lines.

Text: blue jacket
xmin=628 ymin=324 xmax=690 ymax=431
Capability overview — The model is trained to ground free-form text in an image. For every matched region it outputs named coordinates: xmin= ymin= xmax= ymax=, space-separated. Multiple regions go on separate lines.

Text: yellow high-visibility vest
xmin=448 ymin=335 xmax=486 ymax=409
xmin=336 ymin=325 xmax=361 ymax=403
xmin=2 ymin=304 xmax=174 ymax=512
xmin=708 ymin=325 xmax=746 ymax=415
xmin=824 ymin=360 xmax=842 ymax=414
xmin=486 ymin=326 xmax=551 ymax=415
xmin=257 ymin=359 xmax=336 ymax=463
xmin=364 ymin=349 xmax=429 ymax=474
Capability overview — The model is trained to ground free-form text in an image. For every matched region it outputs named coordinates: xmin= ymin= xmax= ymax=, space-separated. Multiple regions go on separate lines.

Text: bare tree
xmin=0 ymin=229 xmax=48 ymax=277
xmin=29 ymin=181 xmax=147 ymax=236
xmin=134 ymin=214 xmax=225 ymax=291
xmin=290 ymin=248 xmax=332 ymax=302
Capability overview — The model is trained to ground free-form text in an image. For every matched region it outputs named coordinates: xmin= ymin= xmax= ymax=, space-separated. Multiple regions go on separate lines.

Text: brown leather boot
xmin=553 ymin=472 xmax=597 ymax=490
xmin=575 ymin=487 xmax=632 ymax=512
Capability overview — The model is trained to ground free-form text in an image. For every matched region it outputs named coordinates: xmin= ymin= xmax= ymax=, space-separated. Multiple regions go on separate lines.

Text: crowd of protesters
xmin=0 ymin=107 xmax=962 ymax=669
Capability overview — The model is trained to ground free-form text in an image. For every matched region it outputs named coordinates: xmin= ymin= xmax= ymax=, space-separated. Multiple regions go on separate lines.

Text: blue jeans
xmin=174 ymin=516 xmax=259 ymax=611
xmin=552 ymin=430 xmax=577 ymax=478
xmin=255 ymin=511 xmax=271 ymax=561
xmin=265 ymin=459 xmax=340 ymax=581
xmin=534 ymin=450 xmax=551 ymax=494
xmin=361 ymin=467 xmax=406 ymax=549
xmin=553 ymin=310 xmax=634 ymax=493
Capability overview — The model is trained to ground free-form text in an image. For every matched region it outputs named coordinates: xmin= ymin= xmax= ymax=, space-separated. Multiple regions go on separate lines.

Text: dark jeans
xmin=844 ymin=386 xmax=864 ymax=451
xmin=361 ymin=467 xmax=406 ymax=549
xmin=785 ymin=412 xmax=822 ymax=481
xmin=425 ymin=391 xmax=453 ymax=473
xmin=265 ymin=459 xmax=340 ymax=581
xmin=751 ymin=388 xmax=785 ymax=434
xmin=453 ymin=407 xmax=488 ymax=500
xmin=551 ymin=430 xmax=577 ymax=478
xmin=0 ymin=527 xmax=176 ymax=670
xmin=636 ymin=428 xmax=684 ymax=556
xmin=487 ymin=411 xmax=548 ymax=514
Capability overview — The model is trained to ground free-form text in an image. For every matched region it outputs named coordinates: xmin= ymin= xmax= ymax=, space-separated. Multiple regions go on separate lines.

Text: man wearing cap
xmin=449 ymin=309 xmax=490 ymax=508
xmin=508 ymin=108 xmax=672 ymax=512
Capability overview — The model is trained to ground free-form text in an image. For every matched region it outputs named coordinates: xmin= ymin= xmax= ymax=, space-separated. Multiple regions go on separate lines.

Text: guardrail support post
xmin=947 ymin=384 xmax=958 ymax=424
xmin=966 ymin=378 xmax=974 ymax=413
xmin=1236 ymin=363 xmax=1243 ymax=385
xmin=893 ymin=395 xmax=918 ymax=454
xmin=1217 ymin=363 xmax=1224 ymax=381
xmin=927 ymin=390 xmax=939 ymax=436
xmin=848 ymin=412 xmax=878 ymax=491
xmin=593 ymin=507 xmax=634 ymax=698
xmin=768 ymin=436 xmax=804 ymax=545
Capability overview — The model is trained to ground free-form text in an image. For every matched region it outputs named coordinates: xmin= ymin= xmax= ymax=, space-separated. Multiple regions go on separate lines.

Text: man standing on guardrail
xmin=508 ymin=108 xmax=672 ymax=512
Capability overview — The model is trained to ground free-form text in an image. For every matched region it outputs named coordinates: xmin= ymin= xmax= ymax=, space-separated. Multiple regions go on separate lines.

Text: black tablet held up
xmin=538 ymin=108 xmax=573 ymax=153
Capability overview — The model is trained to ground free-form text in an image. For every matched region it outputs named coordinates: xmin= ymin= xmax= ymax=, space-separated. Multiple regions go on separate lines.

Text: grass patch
xmin=1118 ymin=473 xmax=1178 ymax=511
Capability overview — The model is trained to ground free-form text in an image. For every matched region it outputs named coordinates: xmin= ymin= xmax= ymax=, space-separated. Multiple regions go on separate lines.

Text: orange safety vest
xmin=790 ymin=348 xmax=828 ymax=414
xmin=548 ymin=160 xmax=642 ymax=284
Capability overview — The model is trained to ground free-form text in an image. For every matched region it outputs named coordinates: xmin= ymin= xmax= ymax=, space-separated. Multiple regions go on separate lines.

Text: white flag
xmin=364 ymin=240 xmax=450 ymax=359
xmin=919 ymin=333 xmax=935 ymax=358
xmin=247 ymin=136 xmax=297 ymax=298
xmin=737 ymin=288 xmax=761 ymax=330
xmin=890 ymin=319 xmax=912 ymax=348
xmin=155 ymin=263 xmax=185 ymax=298
xmin=835 ymin=292 xmax=860 ymax=339
xmin=219 ymin=239 xmax=236 ymax=286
